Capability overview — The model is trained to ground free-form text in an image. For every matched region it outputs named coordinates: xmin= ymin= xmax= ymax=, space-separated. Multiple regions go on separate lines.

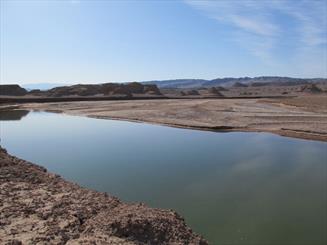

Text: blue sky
xmin=1 ymin=0 xmax=326 ymax=84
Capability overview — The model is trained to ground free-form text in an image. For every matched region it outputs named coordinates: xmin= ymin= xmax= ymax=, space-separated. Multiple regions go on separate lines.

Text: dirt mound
xmin=0 ymin=147 xmax=207 ymax=245
xmin=0 ymin=84 xmax=27 ymax=96
xmin=299 ymin=84 xmax=323 ymax=93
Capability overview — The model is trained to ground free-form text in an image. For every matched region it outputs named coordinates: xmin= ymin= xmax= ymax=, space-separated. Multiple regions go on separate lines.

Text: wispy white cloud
xmin=185 ymin=0 xmax=327 ymax=74
xmin=185 ymin=0 xmax=280 ymax=62
xmin=187 ymin=0 xmax=280 ymax=37
xmin=269 ymin=0 xmax=326 ymax=46
xmin=229 ymin=14 xmax=279 ymax=37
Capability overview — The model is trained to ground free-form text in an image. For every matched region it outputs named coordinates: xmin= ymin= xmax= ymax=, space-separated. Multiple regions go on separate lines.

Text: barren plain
xmin=20 ymin=95 xmax=327 ymax=141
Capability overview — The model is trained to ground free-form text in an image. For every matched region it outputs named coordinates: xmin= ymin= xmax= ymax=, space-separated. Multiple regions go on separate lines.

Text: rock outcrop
xmin=0 ymin=85 xmax=27 ymax=96
xmin=299 ymin=84 xmax=323 ymax=93
xmin=0 ymin=147 xmax=207 ymax=245
xmin=142 ymin=84 xmax=162 ymax=95
xmin=41 ymin=82 xmax=162 ymax=97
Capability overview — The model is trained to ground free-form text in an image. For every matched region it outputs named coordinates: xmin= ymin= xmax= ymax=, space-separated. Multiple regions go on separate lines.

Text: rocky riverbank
xmin=0 ymin=147 xmax=207 ymax=244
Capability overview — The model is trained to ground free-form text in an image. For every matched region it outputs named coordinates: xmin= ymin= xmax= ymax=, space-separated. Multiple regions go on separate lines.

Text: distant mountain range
xmin=142 ymin=76 xmax=327 ymax=89
xmin=19 ymin=77 xmax=327 ymax=91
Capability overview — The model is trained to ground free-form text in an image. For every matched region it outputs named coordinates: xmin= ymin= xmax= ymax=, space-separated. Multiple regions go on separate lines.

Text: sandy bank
xmin=20 ymin=95 xmax=327 ymax=141
xmin=0 ymin=147 xmax=207 ymax=244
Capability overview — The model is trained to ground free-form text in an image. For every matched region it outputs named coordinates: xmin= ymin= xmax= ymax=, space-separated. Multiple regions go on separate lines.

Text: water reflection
xmin=0 ymin=110 xmax=30 ymax=121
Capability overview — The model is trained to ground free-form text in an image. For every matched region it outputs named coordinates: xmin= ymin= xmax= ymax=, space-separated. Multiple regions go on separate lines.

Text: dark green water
xmin=1 ymin=110 xmax=326 ymax=245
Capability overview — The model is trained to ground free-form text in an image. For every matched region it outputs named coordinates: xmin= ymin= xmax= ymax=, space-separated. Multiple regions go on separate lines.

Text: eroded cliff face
xmin=0 ymin=147 xmax=207 ymax=245
xmin=38 ymin=82 xmax=162 ymax=97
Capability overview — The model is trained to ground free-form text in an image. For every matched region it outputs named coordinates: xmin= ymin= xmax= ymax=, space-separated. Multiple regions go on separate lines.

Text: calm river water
xmin=1 ymin=110 xmax=326 ymax=244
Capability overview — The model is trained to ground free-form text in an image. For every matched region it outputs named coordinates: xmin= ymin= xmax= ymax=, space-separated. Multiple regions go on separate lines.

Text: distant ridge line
xmin=141 ymin=76 xmax=327 ymax=89
xmin=17 ymin=76 xmax=327 ymax=90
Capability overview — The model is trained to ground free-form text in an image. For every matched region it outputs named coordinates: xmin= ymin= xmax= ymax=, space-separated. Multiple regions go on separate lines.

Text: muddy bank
xmin=19 ymin=96 xmax=327 ymax=141
xmin=0 ymin=147 xmax=207 ymax=245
